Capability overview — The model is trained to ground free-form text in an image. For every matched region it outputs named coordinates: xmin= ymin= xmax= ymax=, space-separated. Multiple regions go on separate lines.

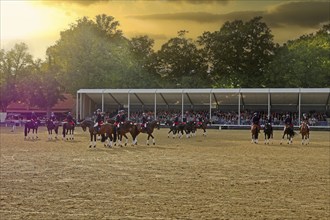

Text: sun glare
xmin=1 ymin=1 xmax=63 ymax=40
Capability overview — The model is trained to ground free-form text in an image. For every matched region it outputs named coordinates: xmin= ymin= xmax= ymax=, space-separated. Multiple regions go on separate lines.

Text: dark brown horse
xmin=300 ymin=121 xmax=309 ymax=145
xmin=45 ymin=119 xmax=60 ymax=140
xmin=115 ymin=121 xmax=135 ymax=147
xmin=263 ymin=122 xmax=273 ymax=144
xmin=24 ymin=120 xmax=40 ymax=140
xmin=62 ymin=121 xmax=75 ymax=141
xmin=194 ymin=120 xmax=210 ymax=136
xmin=281 ymin=124 xmax=295 ymax=145
xmin=131 ymin=120 xmax=160 ymax=145
xmin=80 ymin=119 xmax=116 ymax=148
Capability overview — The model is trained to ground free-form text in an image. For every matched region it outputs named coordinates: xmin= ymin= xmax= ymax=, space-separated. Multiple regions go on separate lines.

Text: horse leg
xmin=280 ymin=133 xmax=285 ymax=145
xmin=146 ymin=134 xmax=150 ymax=145
xmin=203 ymin=128 xmax=206 ymax=136
xmin=150 ymin=134 xmax=155 ymax=145
xmin=124 ymin=134 xmax=128 ymax=146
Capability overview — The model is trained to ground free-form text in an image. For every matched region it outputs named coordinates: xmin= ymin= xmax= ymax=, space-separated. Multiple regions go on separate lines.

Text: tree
xmin=266 ymin=24 xmax=330 ymax=87
xmin=198 ymin=17 xmax=276 ymax=88
xmin=0 ymin=43 xmax=34 ymax=112
xmin=47 ymin=15 xmax=145 ymax=92
xmin=154 ymin=30 xmax=209 ymax=88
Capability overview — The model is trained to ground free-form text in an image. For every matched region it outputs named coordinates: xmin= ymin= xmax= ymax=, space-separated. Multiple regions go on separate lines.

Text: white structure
xmin=76 ymin=88 xmax=330 ymax=126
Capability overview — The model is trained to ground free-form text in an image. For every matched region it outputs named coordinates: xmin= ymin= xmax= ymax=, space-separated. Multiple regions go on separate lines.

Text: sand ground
xmin=0 ymin=126 xmax=329 ymax=219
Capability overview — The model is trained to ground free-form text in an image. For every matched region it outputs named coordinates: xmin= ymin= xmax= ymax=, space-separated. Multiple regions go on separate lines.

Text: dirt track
xmin=0 ymin=126 xmax=329 ymax=219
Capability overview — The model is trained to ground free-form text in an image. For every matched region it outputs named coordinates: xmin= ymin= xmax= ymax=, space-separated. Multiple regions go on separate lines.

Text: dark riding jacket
xmin=252 ymin=115 xmax=260 ymax=125
xmin=95 ymin=113 xmax=103 ymax=125
xmin=285 ymin=117 xmax=292 ymax=125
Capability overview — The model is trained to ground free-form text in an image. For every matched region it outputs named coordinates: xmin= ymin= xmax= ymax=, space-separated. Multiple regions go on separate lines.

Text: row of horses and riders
xmin=23 ymin=111 xmax=310 ymax=147
xmin=23 ymin=110 xmax=209 ymax=147
xmin=251 ymin=113 xmax=310 ymax=145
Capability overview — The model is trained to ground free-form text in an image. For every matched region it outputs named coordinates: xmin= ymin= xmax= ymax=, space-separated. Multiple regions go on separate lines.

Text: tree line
xmin=1 ymin=14 xmax=329 ymax=113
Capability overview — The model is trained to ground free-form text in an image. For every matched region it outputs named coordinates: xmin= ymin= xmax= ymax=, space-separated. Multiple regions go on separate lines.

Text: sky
xmin=1 ymin=0 xmax=329 ymax=60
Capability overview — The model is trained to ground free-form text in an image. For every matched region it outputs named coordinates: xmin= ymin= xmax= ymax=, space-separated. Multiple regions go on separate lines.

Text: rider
xmin=66 ymin=112 xmax=74 ymax=125
xmin=173 ymin=114 xmax=179 ymax=126
xmin=300 ymin=113 xmax=310 ymax=131
xmin=251 ymin=112 xmax=261 ymax=133
xmin=31 ymin=111 xmax=37 ymax=122
xmin=94 ymin=109 xmax=103 ymax=132
xmin=141 ymin=112 xmax=148 ymax=129
xmin=49 ymin=112 xmax=57 ymax=125
xmin=284 ymin=113 xmax=293 ymax=130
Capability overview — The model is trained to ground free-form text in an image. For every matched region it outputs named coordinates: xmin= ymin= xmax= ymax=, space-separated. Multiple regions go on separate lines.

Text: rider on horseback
xmin=173 ymin=114 xmax=179 ymax=126
xmin=49 ymin=112 xmax=57 ymax=125
xmin=94 ymin=109 xmax=103 ymax=132
xmin=284 ymin=113 xmax=293 ymax=130
xmin=66 ymin=112 xmax=74 ymax=125
xmin=251 ymin=112 xmax=261 ymax=133
xmin=141 ymin=112 xmax=148 ymax=129
xmin=115 ymin=110 xmax=126 ymax=128
xmin=300 ymin=113 xmax=310 ymax=132
xmin=31 ymin=111 xmax=38 ymax=125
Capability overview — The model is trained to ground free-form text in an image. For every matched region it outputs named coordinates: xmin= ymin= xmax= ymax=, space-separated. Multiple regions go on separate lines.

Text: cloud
xmin=164 ymin=0 xmax=231 ymax=5
xmin=39 ymin=0 xmax=108 ymax=7
xmin=128 ymin=1 xmax=329 ymax=29
xmin=265 ymin=1 xmax=330 ymax=28
xmin=128 ymin=11 xmax=264 ymax=23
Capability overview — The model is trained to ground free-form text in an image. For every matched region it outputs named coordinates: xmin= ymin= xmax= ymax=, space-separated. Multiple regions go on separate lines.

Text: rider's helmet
xmin=254 ymin=112 xmax=257 ymax=116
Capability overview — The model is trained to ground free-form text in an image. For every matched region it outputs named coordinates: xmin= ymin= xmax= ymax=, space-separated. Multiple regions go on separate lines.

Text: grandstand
xmin=76 ymin=88 xmax=330 ymax=128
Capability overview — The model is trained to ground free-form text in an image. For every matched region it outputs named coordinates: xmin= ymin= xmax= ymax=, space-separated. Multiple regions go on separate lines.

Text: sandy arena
xmin=0 ymin=126 xmax=329 ymax=219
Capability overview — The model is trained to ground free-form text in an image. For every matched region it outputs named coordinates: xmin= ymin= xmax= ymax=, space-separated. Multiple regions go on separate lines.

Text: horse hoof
xmin=153 ymin=143 xmax=155 ymax=145
xmin=89 ymin=145 xmax=92 ymax=148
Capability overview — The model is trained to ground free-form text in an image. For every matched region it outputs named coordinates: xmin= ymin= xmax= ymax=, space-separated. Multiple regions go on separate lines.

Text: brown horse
xmin=115 ymin=121 xmax=135 ymax=147
xmin=131 ymin=120 xmax=160 ymax=145
xmin=251 ymin=124 xmax=259 ymax=144
xmin=80 ymin=119 xmax=116 ymax=148
xmin=280 ymin=124 xmax=295 ymax=145
xmin=24 ymin=120 xmax=40 ymax=140
xmin=45 ymin=119 xmax=60 ymax=140
xmin=62 ymin=121 xmax=75 ymax=141
xmin=263 ymin=122 xmax=273 ymax=144
xmin=300 ymin=122 xmax=310 ymax=145
xmin=194 ymin=120 xmax=210 ymax=136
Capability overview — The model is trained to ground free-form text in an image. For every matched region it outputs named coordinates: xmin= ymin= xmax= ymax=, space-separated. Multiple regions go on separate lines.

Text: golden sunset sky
xmin=1 ymin=0 xmax=329 ymax=59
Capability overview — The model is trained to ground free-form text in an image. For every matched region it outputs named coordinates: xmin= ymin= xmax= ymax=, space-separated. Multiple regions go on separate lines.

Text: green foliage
xmin=199 ymin=17 xmax=276 ymax=88
xmin=154 ymin=30 xmax=209 ymax=88
xmin=266 ymin=24 xmax=330 ymax=87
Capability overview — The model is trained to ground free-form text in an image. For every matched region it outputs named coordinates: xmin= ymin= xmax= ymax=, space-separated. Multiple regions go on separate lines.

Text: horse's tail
xmin=24 ymin=124 xmax=28 ymax=137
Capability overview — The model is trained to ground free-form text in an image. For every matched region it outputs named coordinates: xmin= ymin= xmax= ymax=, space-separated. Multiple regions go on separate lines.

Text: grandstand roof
xmin=77 ymin=88 xmax=330 ymax=107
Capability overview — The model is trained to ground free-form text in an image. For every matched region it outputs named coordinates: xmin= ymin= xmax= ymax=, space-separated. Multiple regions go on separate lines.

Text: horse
xmin=194 ymin=120 xmax=210 ymax=136
xmin=183 ymin=121 xmax=196 ymax=138
xmin=300 ymin=122 xmax=310 ymax=145
xmin=80 ymin=120 xmax=116 ymax=148
xmin=280 ymin=124 xmax=295 ymax=144
xmin=263 ymin=122 xmax=273 ymax=144
xmin=131 ymin=120 xmax=160 ymax=145
xmin=115 ymin=121 xmax=135 ymax=147
xmin=24 ymin=120 xmax=40 ymax=140
xmin=165 ymin=120 xmax=184 ymax=138
xmin=251 ymin=124 xmax=259 ymax=144
xmin=45 ymin=119 xmax=60 ymax=140
xmin=62 ymin=120 xmax=75 ymax=140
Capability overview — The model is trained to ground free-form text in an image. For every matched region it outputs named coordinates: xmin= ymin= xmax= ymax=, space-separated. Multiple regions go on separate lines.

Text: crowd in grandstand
xmin=101 ymin=109 xmax=328 ymax=126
